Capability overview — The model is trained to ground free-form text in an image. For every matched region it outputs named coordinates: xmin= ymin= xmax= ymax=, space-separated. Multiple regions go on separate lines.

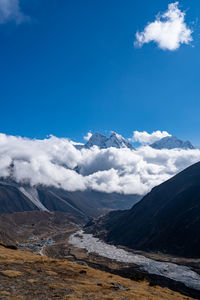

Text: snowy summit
xmin=150 ymin=136 xmax=195 ymax=150
xmin=85 ymin=132 xmax=134 ymax=150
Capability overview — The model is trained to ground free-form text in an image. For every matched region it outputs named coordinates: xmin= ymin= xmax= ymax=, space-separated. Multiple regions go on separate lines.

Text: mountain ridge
xmin=0 ymin=179 xmax=141 ymax=219
xmin=150 ymin=136 xmax=195 ymax=150
xmin=85 ymin=132 xmax=134 ymax=149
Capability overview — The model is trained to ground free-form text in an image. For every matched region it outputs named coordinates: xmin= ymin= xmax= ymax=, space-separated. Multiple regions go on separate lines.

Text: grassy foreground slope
xmin=0 ymin=244 xmax=195 ymax=300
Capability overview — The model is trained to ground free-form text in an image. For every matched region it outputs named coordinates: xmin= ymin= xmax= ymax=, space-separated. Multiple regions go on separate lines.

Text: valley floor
xmin=1 ymin=211 xmax=200 ymax=299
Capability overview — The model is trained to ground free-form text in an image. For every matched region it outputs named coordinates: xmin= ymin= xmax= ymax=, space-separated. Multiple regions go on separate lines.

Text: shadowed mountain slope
xmin=0 ymin=180 xmax=141 ymax=219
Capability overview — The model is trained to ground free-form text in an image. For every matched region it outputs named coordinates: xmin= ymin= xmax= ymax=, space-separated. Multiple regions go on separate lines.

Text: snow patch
xmin=19 ymin=186 xmax=49 ymax=212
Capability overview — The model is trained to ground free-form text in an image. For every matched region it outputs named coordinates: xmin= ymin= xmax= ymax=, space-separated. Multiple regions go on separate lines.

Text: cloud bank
xmin=135 ymin=2 xmax=193 ymax=50
xmin=132 ymin=130 xmax=171 ymax=144
xmin=0 ymin=0 xmax=28 ymax=24
xmin=0 ymin=132 xmax=199 ymax=196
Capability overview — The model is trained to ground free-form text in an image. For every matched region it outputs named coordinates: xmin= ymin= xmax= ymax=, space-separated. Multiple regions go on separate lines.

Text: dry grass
xmin=0 ymin=270 xmax=23 ymax=278
xmin=0 ymin=245 xmax=195 ymax=299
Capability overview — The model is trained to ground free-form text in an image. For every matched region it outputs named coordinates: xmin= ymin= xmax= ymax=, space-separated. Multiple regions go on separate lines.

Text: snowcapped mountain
xmin=85 ymin=132 xmax=134 ymax=150
xmin=150 ymin=136 xmax=195 ymax=150
xmin=105 ymin=132 xmax=134 ymax=149
xmin=84 ymin=132 xmax=108 ymax=149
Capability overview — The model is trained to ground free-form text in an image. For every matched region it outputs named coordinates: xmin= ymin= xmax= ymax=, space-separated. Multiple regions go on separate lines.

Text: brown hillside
xmin=0 ymin=245 xmax=195 ymax=299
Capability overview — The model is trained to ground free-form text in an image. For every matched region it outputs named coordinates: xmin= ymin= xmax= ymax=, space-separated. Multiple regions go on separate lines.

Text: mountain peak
xmin=85 ymin=132 xmax=134 ymax=150
xmin=106 ymin=132 xmax=134 ymax=149
xmin=84 ymin=132 xmax=108 ymax=149
xmin=150 ymin=136 xmax=195 ymax=150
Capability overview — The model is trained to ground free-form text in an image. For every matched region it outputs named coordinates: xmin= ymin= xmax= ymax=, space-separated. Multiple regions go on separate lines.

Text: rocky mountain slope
xmin=0 ymin=211 xmax=82 ymax=247
xmin=0 ymin=180 xmax=141 ymax=218
xmin=86 ymin=161 xmax=200 ymax=258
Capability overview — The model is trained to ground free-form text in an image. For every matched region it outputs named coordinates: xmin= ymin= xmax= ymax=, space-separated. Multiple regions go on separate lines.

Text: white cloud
xmin=135 ymin=2 xmax=193 ymax=51
xmin=0 ymin=132 xmax=199 ymax=195
xmin=0 ymin=0 xmax=28 ymax=24
xmin=84 ymin=132 xmax=92 ymax=141
xmin=132 ymin=130 xmax=171 ymax=144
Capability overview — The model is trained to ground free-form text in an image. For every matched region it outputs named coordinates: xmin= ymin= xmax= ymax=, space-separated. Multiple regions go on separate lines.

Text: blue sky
xmin=0 ymin=0 xmax=199 ymax=144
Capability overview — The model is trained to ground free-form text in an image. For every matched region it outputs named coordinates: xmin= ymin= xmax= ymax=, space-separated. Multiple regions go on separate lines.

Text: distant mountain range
xmin=150 ymin=136 xmax=195 ymax=150
xmin=86 ymin=161 xmax=200 ymax=258
xmin=76 ymin=132 xmax=195 ymax=150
